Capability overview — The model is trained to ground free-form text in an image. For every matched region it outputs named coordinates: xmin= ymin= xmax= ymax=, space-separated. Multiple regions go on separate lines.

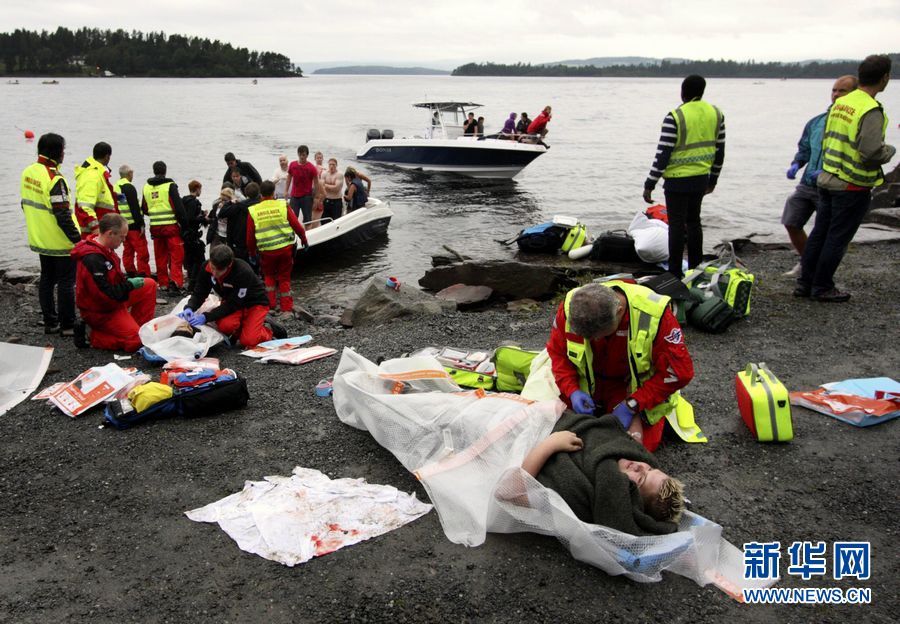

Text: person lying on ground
xmin=520 ymin=411 xmax=685 ymax=535
xmin=179 ymin=243 xmax=286 ymax=348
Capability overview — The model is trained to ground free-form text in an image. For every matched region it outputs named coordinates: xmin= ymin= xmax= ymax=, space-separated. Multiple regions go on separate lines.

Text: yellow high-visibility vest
xmin=113 ymin=178 xmax=135 ymax=226
xmin=664 ymin=100 xmax=722 ymax=179
xmin=20 ymin=162 xmax=77 ymax=256
xmin=249 ymin=199 xmax=296 ymax=251
xmin=74 ymin=157 xmax=117 ymax=223
xmin=822 ymin=89 xmax=889 ymax=187
xmin=142 ymin=181 xmax=177 ymax=227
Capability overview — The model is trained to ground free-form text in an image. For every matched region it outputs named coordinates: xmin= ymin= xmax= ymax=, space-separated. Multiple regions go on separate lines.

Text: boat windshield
xmin=415 ymin=102 xmax=482 ymax=139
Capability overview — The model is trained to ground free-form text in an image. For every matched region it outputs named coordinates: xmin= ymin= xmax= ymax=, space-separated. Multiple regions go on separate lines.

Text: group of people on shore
xmin=643 ymin=54 xmax=894 ymax=303
xmin=19 ymin=137 xmax=375 ymax=353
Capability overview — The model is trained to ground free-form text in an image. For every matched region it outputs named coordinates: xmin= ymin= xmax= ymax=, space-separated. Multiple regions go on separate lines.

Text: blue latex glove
xmin=188 ymin=312 xmax=207 ymax=327
xmin=611 ymin=401 xmax=635 ymax=429
xmin=569 ymin=390 xmax=595 ymax=415
xmin=177 ymin=307 xmax=194 ymax=322
xmin=786 ymin=162 xmax=801 ymax=180
xmin=809 ymin=169 xmax=823 ymax=182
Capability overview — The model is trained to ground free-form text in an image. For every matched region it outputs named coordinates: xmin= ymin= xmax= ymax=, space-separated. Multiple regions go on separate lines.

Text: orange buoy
xmin=24 ymin=129 xmax=34 ymax=139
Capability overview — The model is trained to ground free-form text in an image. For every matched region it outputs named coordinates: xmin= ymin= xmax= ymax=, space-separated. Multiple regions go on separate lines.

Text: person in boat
xmin=546 ymin=282 xmax=696 ymax=452
xmin=343 ymin=168 xmax=369 ymax=212
xmin=246 ymin=181 xmax=309 ymax=319
xmin=516 ymin=112 xmax=531 ymax=135
xmin=271 ymin=155 xmax=290 ymax=199
xmin=477 ymin=116 xmax=485 ymax=136
xmin=314 ymin=151 xmax=325 ymax=176
xmin=222 ymin=152 xmax=262 ymax=189
xmin=463 ymin=112 xmax=478 ymax=135
xmin=322 ymin=158 xmax=344 ymax=223
xmin=527 ymin=106 xmax=552 ymax=139
xmin=499 ymin=112 xmax=517 ymax=139
xmin=179 ymin=243 xmax=286 ymax=348
xmin=285 ymin=145 xmax=320 ymax=223
xmin=521 ymin=411 xmax=686 ymax=533
xmin=71 ymin=214 xmax=157 ymax=352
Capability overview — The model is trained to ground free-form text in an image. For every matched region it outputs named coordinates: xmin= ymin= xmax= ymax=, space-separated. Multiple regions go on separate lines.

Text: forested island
xmin=314 ymin=65 xmax=448 ymax=75
xmin=0 ymin=27 xmax=302 ymax=77
xmin=453 ymin=55 xmax=900 ymax=78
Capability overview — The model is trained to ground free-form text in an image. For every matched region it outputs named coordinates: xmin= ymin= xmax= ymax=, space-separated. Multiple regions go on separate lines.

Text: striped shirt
xmin=645 ymin=108 xmax=726 ymax=192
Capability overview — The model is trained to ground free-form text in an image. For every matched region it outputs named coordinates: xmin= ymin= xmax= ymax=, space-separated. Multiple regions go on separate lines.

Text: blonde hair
xmin=648 ymin=477 xmax=685 ymax=523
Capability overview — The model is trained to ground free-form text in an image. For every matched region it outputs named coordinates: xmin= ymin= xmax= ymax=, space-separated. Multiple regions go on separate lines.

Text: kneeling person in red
xmin=71 ymin=214 xmax=158 ymax=351
xmin=180 ymin=244 xmax=286 ymax=348
xmin=246 ymin=180 xmax=309 ymax=318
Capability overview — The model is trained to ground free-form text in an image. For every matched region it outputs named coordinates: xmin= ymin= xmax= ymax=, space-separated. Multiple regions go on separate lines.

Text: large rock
xmin=2 ymin=269 xmax=40 ymax=285
xmin=341 ymin=275 xmax=454 ymax=327
xmin=435 ymin=284 xmax=493 ymax=309
xmin=419 ymin=260 xmax=577 ymax=300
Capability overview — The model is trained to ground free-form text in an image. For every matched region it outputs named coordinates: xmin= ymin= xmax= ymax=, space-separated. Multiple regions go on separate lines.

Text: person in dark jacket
xmin=219 ymin=182 xmax=260 ymax=266
xmin=71 ymin=214 xmax=158 ymax=351
xmin=141 ymin=161 xmax=188 ymax=294
xmin=181 ymin=180 xmax=206 ymax=291
xmin=222 ymin=152 xmax=262 ymax=191
xmin=516 ymin=112 xmax=531 ymax=135
xmin=179 ymin=244 xmax=285 ymax=347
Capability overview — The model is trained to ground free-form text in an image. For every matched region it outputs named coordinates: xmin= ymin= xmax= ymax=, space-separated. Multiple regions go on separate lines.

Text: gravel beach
xmin=1 ymin=240 xmax=898 ymax=623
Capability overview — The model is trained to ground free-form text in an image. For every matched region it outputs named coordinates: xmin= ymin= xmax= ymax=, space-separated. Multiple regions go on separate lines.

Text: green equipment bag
xmin=735 ymin=362 xmax=793 ymax=442
xmin=683 ymin=242 xmax=755 ymax=319
xmin=493 ymin=345 xmax=540 ymax=393
xmin=687 ymin=288 xmax=735 ymax=333
xmin=443 ymin=368 xmax=496 ymax=390
xmin=560 ymin=224 xmax=589 ymax=253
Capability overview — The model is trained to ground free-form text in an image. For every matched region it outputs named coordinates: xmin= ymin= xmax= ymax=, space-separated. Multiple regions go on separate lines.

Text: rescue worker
xmin=20 ymin=132 xmax=81 ymax=335
xmin=246 ymin=180 xmax=309 ymax=319
xmin=797 ymin=54 xmax=895 ymax=302
xmin=141 ymin=160 xmax=187 ymax=296
xmin=179 ymin=244 xmax=286 ymax=348
xmin=71 ymin=214 xmax=158 ymax=351
xmin=546 ymin=282 xmax=697 ymax=452
xmin=114 ymin=164 xmax=151 ymax=277
xmin=643 ymin=75 xmax=726 ymax=278
xmin=74 ymin=142 xmax=119 ymax=239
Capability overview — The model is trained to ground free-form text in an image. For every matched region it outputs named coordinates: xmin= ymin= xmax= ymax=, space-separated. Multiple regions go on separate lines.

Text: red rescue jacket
xmin=71 ymin=237 xmax=132 ymax=313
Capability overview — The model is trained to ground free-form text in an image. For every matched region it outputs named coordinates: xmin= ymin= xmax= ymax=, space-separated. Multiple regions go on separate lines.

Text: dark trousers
xmin=322 ymin=198 xmax=343 ymax=222
xmin=799 ymin=188 xmax=871 ymax=295
xmin=183 ymin=239 xmax=206 ymax=289
xmin=664 ymin=191 xmax=704 ymax=278
xmin=290 ymin=195 xmax=314 ymax=223
xmin=38 ymin=254 xmax=76 ymax=329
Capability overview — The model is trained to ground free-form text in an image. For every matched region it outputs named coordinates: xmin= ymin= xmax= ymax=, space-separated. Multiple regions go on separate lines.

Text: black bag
xmin=514 ymin=222 xmax=570 ymax=253
xmin=687 ymin=288 xmax=735 ymax=333
xmin=640 ymin=272 xmax=693 ymax=302
xmin=590 ymin=230 xmax=643 ymax=263
xmin=104 ymin=377 xmax=250 ymax=430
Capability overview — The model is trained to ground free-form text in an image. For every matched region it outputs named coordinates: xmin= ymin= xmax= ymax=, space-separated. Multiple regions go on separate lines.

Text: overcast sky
xmin=7 ymin=1 xmax=899 ymax=70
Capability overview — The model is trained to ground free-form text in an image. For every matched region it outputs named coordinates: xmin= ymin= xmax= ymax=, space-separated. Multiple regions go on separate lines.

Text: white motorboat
xmin=296 ymin=197 xmax=393 ymax=262
xmin=356 ymin=101 xmax=548 ymax=179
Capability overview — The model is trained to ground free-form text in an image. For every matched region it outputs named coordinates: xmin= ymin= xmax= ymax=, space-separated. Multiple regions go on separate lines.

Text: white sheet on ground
xmin=139 ymin=296 xmax=226 ymax=361
xmin=185 ymin=467 xmax=432 ymax=566
xmin=332 ymin=348 xmax=773 ymax=599
xmin=0 ymin=342 xmax=53 ymax=416
xmin=628 ymin=211 xmax=669 ymax=263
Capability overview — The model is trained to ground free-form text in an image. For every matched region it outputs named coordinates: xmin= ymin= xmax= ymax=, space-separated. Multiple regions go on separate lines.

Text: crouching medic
xmin=546 ymin=281 xmax=705 ymax=451
xmin=71 ymin=213 xmax=158 ymax=351
xmin=178 ymin=244 xmax=287 ymax=348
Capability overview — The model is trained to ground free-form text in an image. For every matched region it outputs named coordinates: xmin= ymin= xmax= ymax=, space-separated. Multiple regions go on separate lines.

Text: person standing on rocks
xmin=780 ymin=75 xmax=858 ymax=277
xmin=141 ymin=160 xmax=188 ymax=297
xmin=545 ymin=282 xmax=699 ymax=452
xmin=643 ymin=75 xmax=725 ymax=279
xmin=74 ymin=141 xmax=119 ymax=239
xmin=114 ymin=164 xmax=151 ymax=277
xmin=20 ymin=132 xmax=81 ymax=336
xmin=796 ymin=54 xmax=896 ymax=302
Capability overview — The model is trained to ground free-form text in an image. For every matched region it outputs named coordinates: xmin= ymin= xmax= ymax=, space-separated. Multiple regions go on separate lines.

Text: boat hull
xmin=295 ymin=199 xmax=393 ymax=263
xmin=357 ymin=138 xmax=546 ymax=179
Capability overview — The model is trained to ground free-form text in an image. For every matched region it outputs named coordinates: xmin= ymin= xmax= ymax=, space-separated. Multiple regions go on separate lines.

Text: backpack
xmin=513 ymin=222 xmax=571 ymax=253
xmin=493 ymin=345 xmax=540 ymax=393
xmin=590 ymin=230 xmax=643 ymax=263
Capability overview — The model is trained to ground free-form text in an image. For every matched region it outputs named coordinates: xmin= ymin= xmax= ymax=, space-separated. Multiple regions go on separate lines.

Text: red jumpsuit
xmin=246 ymin=205 xmax=308 ymax=312
xmin=71 ymin=238 xmax=157 ymax=352
xmin=546 ymin=299 xmax=694 ymax=452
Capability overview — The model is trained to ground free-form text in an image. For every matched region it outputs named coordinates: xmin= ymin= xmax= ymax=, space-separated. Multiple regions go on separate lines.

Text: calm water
xmin=3 ymin=75 xmax=898 ymax=301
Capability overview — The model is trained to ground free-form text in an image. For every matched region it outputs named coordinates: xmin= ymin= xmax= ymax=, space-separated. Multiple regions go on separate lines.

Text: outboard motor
xmin=381 ymin=129 xmax=394 ymax=140
xmin=366 ymin=128 xmax=381 ymax=142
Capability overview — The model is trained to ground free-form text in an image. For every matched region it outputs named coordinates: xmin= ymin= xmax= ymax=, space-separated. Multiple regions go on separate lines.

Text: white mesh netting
xmin=333 ymin=348 xmax=774 ymax=598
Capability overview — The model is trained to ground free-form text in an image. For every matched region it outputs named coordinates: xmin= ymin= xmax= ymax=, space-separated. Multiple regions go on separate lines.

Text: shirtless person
xmin=321 ymin=158 xmax=344 ymax=222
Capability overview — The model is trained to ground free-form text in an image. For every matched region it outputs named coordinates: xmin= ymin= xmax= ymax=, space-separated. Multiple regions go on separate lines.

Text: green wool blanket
xmin=536 ymin=411 xmax=677 ymax=536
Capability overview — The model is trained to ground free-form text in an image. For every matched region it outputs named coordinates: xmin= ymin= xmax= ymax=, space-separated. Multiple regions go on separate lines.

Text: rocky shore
xmin=1 ymin=240 xmax=898 ymax=623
